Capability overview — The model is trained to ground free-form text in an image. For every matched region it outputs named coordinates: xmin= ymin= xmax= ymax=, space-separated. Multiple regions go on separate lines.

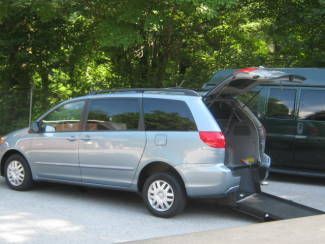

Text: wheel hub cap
xmin=7 ymin=160 xmax=25 ymax=186
xmin=148 ymin=180 xmax=175 ymax=212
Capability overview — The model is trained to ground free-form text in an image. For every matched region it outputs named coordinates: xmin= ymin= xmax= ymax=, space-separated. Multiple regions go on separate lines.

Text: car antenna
xmin=28 ymin=84 xmax=34 ymax=127
xmin=176 ymin=80 xmax=186 ymax=88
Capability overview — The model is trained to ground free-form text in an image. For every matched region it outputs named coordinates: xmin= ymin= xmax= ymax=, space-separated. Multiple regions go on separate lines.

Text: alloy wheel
xmin=7 ymin=160 xmax=25 ymax=186
xmin=147 ymin=180 xmax=175 ymax=212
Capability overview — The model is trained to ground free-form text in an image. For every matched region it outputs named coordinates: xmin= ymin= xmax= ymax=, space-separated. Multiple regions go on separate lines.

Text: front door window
xmin=298 ymin=89 xmax=325 ymax=121
xmin=42 ymin=101 xmax=85 ymax=132
xmin=294 ymin=89 xmax=325 ymax=170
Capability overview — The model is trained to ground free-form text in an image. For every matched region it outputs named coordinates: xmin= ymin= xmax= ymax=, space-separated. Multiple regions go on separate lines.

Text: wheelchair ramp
xmin=235 ymin=192 xmax=324 ymax=221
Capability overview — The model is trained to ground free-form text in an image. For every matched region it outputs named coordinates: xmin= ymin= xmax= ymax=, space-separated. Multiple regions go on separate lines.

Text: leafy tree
xmin=0 ymin=0 xmax=324 ymax=134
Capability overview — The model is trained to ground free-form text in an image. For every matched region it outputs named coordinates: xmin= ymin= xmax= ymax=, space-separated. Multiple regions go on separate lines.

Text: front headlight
xmin=0 ymin=136 xmax=7 ymax=145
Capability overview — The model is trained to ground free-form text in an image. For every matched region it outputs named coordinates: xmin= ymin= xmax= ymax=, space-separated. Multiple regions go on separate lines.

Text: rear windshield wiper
xmin=240 ymin=87 xmax=264 ymax=110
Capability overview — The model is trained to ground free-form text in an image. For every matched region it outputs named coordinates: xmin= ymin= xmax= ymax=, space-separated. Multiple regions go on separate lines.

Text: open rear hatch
xmin=203 ymin=67 xmax=305 ymax=99
xmin=204 ymin=67 xmax=324 ymax=221
xmin=203 ymin=67 xmax=305 ymax=170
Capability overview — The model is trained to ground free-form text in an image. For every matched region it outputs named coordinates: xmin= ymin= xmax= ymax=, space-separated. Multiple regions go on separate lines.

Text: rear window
xmin=299 ymin=89 xmax=325 ymax=121
xmin=266 ymin=88 xmax=296 ymax=119
xmin=143 ymin=98 xmax=197 ymax=131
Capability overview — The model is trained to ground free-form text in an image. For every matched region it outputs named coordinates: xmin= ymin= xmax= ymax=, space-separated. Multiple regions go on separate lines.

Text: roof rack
xmin=89 ymin=88 xmax=199 ymax=96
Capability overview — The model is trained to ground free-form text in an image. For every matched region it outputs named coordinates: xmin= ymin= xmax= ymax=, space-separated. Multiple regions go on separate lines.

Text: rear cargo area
xmin=208 ymin=98 xmax=262 ymax=167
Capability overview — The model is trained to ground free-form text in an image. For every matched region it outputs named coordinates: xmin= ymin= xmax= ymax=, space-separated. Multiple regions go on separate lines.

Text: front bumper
xmin=0 ymin=144 xmax=5 ymax=160
xmin=0 ymin=145 xmax=6 ymax=175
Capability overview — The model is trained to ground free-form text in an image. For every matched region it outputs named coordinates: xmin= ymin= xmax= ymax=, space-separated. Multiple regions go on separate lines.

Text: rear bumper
xmin=176 ymin=154 xmax=271 ymax=198
xmin=176 ymin=163 xmax=241 ymax=198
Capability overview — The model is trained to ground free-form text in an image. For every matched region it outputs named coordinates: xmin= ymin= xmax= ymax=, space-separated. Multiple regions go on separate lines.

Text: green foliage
xmin=0 ymin=0 xmax=324 ymax=134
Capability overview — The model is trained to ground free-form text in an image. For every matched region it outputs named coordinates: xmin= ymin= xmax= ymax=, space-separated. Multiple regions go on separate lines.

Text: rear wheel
xmin=142 ymin=172 xmax=186 ymax=218
xmin=4 ymin=154 xmax=33 ymax=191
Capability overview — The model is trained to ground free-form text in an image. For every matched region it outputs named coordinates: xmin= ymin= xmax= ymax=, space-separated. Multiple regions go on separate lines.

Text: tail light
xmin=199 ymin=131 xmax=226 ymax=148
xmin=235 ymin=67 xmax=258 ymax=73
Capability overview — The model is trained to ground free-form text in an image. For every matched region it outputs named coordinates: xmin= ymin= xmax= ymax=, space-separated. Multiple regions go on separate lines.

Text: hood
xmin=5 ymin=128 xmax=29 ymax=139
xmin=203 ymin=67 xmax=306 ymax=99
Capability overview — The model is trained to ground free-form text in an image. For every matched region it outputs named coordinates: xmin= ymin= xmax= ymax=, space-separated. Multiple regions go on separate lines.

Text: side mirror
xmin=30 ymin=121 xmax=42 ymax=133
xmin=44 ymin=125 xmax=55 ymax=133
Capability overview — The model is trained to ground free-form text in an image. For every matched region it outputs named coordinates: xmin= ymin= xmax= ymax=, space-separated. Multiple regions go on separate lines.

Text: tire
xmin=142 ymin=172 xmax=186 ymax=218
xmin=4 ymin=154 xmax=33 ymax=191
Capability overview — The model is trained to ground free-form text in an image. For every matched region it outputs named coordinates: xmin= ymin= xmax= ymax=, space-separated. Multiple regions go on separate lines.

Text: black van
xmin=203 ymin=68 xmax=325 ymax=177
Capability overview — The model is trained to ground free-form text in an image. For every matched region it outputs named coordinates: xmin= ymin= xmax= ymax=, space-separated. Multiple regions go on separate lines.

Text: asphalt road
xmin=0 ymin=174 xmax=324 ymax=244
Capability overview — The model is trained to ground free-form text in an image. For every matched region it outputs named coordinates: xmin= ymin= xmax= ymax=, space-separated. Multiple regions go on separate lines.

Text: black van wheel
xmin=4 ymin=154 xmax=33 ymax=191
xmin=142 ymin=172 xmax=186 ymax=218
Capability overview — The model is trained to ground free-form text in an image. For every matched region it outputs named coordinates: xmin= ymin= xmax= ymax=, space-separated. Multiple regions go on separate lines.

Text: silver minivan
xmin=0 ymin=68 xmax=303 ymax=217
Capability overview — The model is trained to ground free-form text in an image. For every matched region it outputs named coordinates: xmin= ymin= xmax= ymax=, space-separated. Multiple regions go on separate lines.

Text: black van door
xmin=293 ymin=88 xmax=325 ymax=171
xmin=261 ymin=87 xmax=298 ymax=168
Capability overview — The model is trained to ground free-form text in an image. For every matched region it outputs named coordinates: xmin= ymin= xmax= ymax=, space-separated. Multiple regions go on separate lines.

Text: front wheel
xmin=142 ymin=172 xmax=186 ymax=218
xmin=4 ymin=154 xmax=33 ymax=191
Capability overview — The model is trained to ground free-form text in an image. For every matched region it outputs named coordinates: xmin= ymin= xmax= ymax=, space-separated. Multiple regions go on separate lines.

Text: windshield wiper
xmin=240 ymin=87 xmax=264 ymax=110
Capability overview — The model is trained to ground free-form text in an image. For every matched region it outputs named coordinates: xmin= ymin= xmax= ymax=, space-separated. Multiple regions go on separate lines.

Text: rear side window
xmin=299 ymin=89 xmax=325 ymax=121
xmin=266 ymin=88 xmax=296 ymax=119
xmin=86 ymin=98 xmax=140 ymax=131
xmin=143 ymin=98 xmax=197 ymax=131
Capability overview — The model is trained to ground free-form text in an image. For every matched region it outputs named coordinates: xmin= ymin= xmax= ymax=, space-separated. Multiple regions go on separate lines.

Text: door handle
xmin=155 ymin=134 xmax=167 ymax=146
xmin=297 ymin=122 xmax=304 ymax=135
xmin=81 ymin=135 xmax=91 ymax=141
xmin=67 ymin=136 xmax=77 ymax=142
xmin=295 ymin=135 xmax=307 ymax=139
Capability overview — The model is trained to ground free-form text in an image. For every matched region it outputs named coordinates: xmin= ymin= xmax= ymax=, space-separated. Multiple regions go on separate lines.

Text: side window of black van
xmin=266 ymin=88 xmax=296 ymax=119
xmin=299 ymin=89 xmax=325 ymax=121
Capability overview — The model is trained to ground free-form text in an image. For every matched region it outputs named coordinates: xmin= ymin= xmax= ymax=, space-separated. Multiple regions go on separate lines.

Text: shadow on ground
xmin=32 ymin=181 xmax=252 ymax=220
xmin=269 ymin=173 xmax=325 ymax=186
